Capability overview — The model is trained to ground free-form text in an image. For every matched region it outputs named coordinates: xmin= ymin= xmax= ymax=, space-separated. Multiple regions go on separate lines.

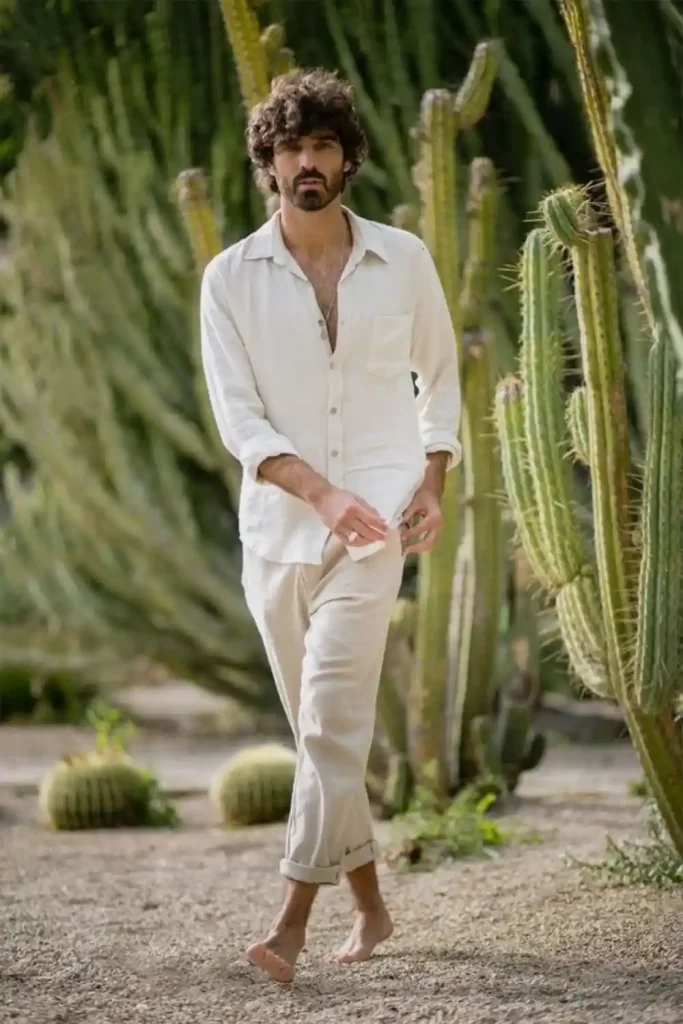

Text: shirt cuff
xmin=424 ymin=438 xmax=462 ymax=472
xmin=239 ymin=434 xmax=300 ymax=482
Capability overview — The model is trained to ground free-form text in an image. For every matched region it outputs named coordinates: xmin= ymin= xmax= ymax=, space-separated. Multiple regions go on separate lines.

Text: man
xmin=200 ymin=67 xmax=461 ymax=983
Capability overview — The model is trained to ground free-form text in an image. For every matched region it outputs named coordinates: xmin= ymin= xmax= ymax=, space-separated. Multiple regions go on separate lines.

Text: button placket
xmin=327 ymin=358 xmax=344 ymax=487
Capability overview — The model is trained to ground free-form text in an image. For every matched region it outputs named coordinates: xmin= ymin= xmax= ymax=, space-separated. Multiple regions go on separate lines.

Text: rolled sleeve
xmin=200 ymin=258 xmax=300 ymax=482
xmin=410 ymin=241 xmax=462 ymax=471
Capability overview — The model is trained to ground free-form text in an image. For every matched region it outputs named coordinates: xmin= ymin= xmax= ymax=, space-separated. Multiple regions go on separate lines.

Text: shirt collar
xmin=243 ymin=204 xmax=389 ymax=272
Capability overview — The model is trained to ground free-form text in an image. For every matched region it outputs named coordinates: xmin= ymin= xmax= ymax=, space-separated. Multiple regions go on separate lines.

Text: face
xmin=272 ymin=129 xmax=350 ymax=211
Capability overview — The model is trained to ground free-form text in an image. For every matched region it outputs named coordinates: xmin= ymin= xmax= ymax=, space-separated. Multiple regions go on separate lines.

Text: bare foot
xmin=246 ymin=925 xmax=306 ymax=983
xmin=333 ymin=906 xmax=393 ymax=964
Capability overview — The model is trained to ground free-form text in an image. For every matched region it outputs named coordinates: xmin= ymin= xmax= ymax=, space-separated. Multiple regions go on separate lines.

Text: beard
xmin=280 ymin=168 xmax=345 ymax=211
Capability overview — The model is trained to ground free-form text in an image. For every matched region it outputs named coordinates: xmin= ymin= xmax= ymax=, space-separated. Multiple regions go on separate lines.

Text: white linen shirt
xmin=199 ymin=205 xmax=462 ymax=564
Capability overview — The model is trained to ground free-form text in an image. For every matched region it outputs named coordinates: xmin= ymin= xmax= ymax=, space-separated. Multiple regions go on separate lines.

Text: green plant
xmin=570 ymin=805 xmax=683 ymax=888
xmin=495 ymin=185 xmax=683 ymax=858
xmin=209 ymin=743 xmax=297 ymax=827
xmin=0 ymin=33 xmax=275 ymax=705
xmin=38 ymin=702 xmax=177 ymax=830
xmin=384 ymin=763 xmax=515 ymax=873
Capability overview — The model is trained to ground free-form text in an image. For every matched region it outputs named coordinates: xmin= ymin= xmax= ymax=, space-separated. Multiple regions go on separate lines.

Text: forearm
xmin=257 ymin=454 xmax=332 ymax=507
xmin=422 ymin=450 xmax=450 ymax=499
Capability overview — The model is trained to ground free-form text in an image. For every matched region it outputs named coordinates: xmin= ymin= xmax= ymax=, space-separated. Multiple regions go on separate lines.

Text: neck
xmin=279 ymin=198 xmax=350 ymax=260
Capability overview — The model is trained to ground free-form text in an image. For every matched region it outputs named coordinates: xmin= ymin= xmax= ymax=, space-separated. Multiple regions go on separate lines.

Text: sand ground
xmin=2 ymin=738 xmax=682 ymax=1024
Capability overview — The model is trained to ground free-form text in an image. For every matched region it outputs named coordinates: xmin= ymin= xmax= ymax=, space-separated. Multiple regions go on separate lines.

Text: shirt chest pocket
xmin=367 ymin=313 xmax=414 ymax=376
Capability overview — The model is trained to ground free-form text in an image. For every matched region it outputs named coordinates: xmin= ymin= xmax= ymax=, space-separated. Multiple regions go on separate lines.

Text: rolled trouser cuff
xmin=280 ymin=858 xmax=343 ymax=885
xmin=279 ymin=840 xmax=380 ymax=886
xmin=342 ymin=838 xmax=381 ymax=874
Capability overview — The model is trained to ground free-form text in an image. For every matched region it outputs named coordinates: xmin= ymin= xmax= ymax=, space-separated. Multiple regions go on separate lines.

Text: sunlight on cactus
xmin=496 ymin=182 xmax=683 ymax=858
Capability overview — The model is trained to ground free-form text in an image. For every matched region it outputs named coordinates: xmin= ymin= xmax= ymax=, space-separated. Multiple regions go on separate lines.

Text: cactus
xmin=469 ymin=550 xmax=546 ymax=793
xmin=445 ymin=158 xmax=507 ymax=790
xmin=410 ymin=41 xmax=499 ymax=797
xmin=39 ymin=753 xmax=164 ymax=830
xmin=218 ymin=0 xmax=270 ymax=112
xmin=560 ymin=0 xmax=683 ymax=376
xmin=210 ymin=743 xmax=297 ymax=827
xmin=218 ymin=1 xmax=295 ymax=113
xmin=175 ymin=169 xmax=222 ymax=272
xmin=496 ymin=184 xmax=683 ymax=857
xmin=566 ymin=386 xmax=589 ymax=466
xmin=39 ymin=703 xmax=177 ymax=830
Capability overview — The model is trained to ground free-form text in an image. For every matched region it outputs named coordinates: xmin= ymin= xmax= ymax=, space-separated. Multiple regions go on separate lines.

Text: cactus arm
xmin=555 ymin=576 xmax=610 ymax=698
xmin=569 ymin=229 xmax=633 ymax=659
xmin=218 ymin=0 xmax=270 ymax=112
xmin=520 ymin=229 xmax=588 ymax=588
xmin=409 ymin=88 xmax=462 ymax=795
xmin=566 ymin=385 xmax=590 ymax=466
xmin=175 ymin=169 xmax=222 ymax=271
xmin=560 ymin=0 xmax=683 ymax=371
xmin=446 ymin=158 xmax=504 ymax=790
xmin=453 ymin=40 xmax=500 ymax=130
xmin=494 ymin=376 xmax=554 ymax=591
xmin=634 ymin=336 xmax=683 ymax=713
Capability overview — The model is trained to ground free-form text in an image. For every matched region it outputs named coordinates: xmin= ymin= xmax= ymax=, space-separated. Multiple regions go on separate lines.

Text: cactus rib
xmin=566 ymin=386 xmax=590 ymax=465
xmin=634 ymin=335 xmax=683 ymax=713
xmin=520 ymin=229 xmax=587 ymax=589
xmin=494 ymin=375 xmax=554 ymax=591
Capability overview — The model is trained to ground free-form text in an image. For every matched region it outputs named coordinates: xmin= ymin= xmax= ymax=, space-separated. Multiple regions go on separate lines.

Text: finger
xmin=350 ymin=507 xmax=388 ymax=537
xmin=355 ymin=496 xmax=384 ymax=518
xmin=401 ymin=502 xmax=424 ymax=523
xmin=347 ymin=515 xmax=387 ymax=542
xmin=401 ymin=515 xmax=439 ymax=544
xmin=402 ymin=531 xmax=437 ymax=554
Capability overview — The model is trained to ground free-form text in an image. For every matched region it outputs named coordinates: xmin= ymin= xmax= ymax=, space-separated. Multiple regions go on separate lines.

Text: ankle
xmin=354 ymin=897 xmax=387 ymax=917
xmin=271 ymin=916 xmax=307 ymax=935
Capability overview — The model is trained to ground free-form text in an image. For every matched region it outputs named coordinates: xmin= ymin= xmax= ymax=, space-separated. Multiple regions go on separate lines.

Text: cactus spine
xmin=497 ymin=183 xmax=683 ymax=857
xmin=410 ymin=42 xmax=498 ymax=796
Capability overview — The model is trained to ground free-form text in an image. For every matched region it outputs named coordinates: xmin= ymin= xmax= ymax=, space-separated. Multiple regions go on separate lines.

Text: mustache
xmin=295 ymin=170 xmax=326 ymax=185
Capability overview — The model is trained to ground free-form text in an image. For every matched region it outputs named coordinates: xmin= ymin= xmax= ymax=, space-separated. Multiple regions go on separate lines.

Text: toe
xmin=246 ymin=942 xmax=295 ymax=983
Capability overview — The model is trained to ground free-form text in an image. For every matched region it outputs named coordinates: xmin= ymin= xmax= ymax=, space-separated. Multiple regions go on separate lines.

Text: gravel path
xmin=2 ymin=745 xmax=682 ymax=1024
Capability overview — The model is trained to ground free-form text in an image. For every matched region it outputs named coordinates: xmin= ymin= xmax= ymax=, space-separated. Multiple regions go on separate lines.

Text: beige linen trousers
xmin=241 ymin=529 xmax=405 ymax=885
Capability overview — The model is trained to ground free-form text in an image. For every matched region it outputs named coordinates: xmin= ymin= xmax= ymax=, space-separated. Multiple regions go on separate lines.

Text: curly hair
xmin=245 ymin=68 xmax=369 ymax=194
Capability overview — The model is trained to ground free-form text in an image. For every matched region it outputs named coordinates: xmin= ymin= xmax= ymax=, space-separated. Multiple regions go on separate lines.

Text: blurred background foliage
xmin=0 ymin=0 xmax=679 ymax=736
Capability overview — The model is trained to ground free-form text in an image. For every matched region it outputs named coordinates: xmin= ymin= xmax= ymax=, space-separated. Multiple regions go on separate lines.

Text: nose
xmin=298 ymin=147 xmax=319 ymax=172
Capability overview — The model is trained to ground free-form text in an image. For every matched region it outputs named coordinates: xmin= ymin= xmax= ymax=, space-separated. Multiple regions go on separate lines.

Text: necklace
xmin=319 ymin=243 xmax=349 ymax=329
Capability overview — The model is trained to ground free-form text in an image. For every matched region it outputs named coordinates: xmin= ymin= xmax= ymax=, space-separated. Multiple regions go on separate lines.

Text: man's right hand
xmin=311 ymin=485 xmax=389 ymax=547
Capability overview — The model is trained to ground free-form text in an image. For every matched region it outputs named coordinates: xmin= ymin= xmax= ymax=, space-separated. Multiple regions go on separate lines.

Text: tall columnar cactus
xmin=409 ymin=41 xmax=499 ymax=796
xmin=445 ymin=158 xmax=508 ymax=790
xmin=560 ymin=0 xmax=683 ymax=375
xmin=496 ymin=186 xmax=683 ymax=857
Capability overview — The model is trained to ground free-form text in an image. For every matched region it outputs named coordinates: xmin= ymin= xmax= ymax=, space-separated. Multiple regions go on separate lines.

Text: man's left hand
xmin=399 ymin=486 xmax=444 ymax=554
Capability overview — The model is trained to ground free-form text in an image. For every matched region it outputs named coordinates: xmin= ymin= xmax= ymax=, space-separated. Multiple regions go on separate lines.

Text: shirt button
xmin=330 ymin=449 xmax=339 ymax=457
xmin=330 ymin=406 xmax=338 ymax=415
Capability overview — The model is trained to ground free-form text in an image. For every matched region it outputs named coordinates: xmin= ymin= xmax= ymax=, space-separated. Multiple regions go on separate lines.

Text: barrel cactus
xmin=210 ymin=743 xmax=297 ymax=827
xmin=39 ymin=752 xmax=170 ymax=830
xmin=495 ymin=185 xmax=683 ymax=858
